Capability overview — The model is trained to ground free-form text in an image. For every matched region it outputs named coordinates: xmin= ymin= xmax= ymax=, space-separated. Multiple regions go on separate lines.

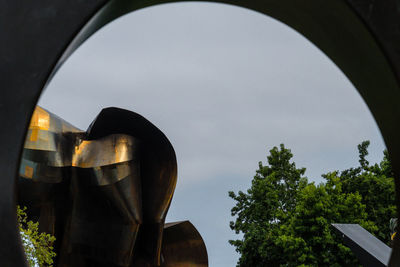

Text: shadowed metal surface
xmin=1 ymin=0 xmax=400 ymax=266
xmin=332 ymin=224 xmax=391 ymax=267
xmin=18 ymin=106 xmax=207 ymax=267
xmin=162 ymin=221 xmax=208 ymax=267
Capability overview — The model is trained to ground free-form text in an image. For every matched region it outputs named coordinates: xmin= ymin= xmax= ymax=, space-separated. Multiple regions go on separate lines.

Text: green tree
xmin=336 ymin=141 xmax=396 ymax=244
xmin=279 ymin=173 xmax=377 ymax=266
xmin=17 ymin=206 xmax=56 ymax=267
xmin=229 ymin=142 xmax=393 ymax=266
xmin=228 ymin=144 xmax=309 ymax=266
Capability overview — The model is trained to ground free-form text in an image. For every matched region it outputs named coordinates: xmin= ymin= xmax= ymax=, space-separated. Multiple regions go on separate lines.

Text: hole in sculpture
xmin=17 ymin=2 xmax=393 ymax=267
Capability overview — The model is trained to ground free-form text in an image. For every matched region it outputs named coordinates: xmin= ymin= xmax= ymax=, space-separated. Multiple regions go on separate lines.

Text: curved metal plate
xmin=161 ymin=221 xmax=208 ymax=267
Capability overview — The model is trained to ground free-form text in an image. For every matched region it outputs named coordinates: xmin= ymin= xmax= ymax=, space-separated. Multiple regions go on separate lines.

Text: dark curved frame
xmin=1 ymin=0 xmax=400 ymax=266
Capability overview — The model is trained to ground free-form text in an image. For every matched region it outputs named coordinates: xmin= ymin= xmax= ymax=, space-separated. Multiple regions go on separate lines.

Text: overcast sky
xmin=38 ymin=2 xmax=386 ymax=266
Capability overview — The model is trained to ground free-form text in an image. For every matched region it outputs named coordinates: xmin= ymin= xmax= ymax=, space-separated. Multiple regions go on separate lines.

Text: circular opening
xmin=15 ymin=2 xmax=395 ymax=266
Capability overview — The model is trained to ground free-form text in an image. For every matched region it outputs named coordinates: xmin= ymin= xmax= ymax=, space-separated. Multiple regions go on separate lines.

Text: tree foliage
xmin=229 ymin=142 xmax=396 ymax=266
xmin=17 ymin=206 xmax=56 ymax=267
xmin=336 ymin=141 xmax=396 ymax=244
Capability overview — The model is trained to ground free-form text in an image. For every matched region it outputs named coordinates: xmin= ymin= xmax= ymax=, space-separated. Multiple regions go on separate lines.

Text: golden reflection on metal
xmin=29 ymin=106 xmax=50 ymax=131
xmin=72 ymin=134 xmax=136 ymax=168
xmin=23 ymin=165 xmax=34 ymax=179
xmin=18 ymin=106 xmax=208 ymax=267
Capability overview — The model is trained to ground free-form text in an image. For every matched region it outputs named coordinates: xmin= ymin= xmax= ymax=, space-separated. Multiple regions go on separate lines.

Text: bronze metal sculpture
xmin=17 ymin=106 xmax=208 ymax=267
xmin=2 ymin=0 xmax=400 ymax=266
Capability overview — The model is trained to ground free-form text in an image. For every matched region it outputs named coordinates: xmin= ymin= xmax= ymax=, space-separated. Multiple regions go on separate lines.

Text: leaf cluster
xmin=229 ymin=142 xmax=395 ymax=266
xmin=17 ymin=206 xmax=56 ymax=267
